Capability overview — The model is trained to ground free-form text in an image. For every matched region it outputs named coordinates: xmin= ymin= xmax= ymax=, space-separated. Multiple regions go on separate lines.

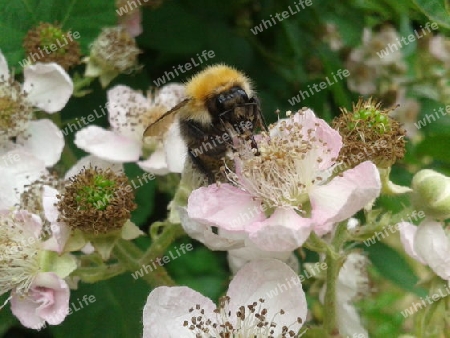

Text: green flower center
xmin=39 ymin=26 xmax=66 ymax=55
xmin=348 ymin=107 xmax=391 ymax=134
xmin=75 ymin=174 xmax=116 ymax=210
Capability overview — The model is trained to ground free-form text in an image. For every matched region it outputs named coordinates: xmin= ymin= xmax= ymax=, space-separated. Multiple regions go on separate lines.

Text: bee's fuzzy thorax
xmin=185 ymin=64 xmax=253 ymax=107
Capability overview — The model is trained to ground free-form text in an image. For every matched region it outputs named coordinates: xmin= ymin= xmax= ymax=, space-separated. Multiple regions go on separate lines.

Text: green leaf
xmin=167 ymin=243 xmax=229 ymax=301
xmin=0 ymin=0 xmax=116 ymax=70
xmin=0 ymin=300 xmax=17 ymax=336
xmin=364 ymin=242 xmax=426 ymax=296
xmin=412 ymin=0 xmax=450 ymax=28
xmin=50 ymin=274 xmax=151 ymax=338
xmin=125 ymin=163 xmax=156 ymax=228
xmin=416 ymin=135 xmax=450 ymax=164
xmin=139 ymin=2 xmax=204 ymax=54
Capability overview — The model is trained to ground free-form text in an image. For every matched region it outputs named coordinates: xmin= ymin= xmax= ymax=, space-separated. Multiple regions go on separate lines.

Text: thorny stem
xmin=140 ymin=222 xmax=185 ymax=265
xmin=323 ymin=222 xmax=348 ymax=335
xmin=113 ymin=239 xmax=176 ymax=287
xmin=73 ymin=263 xmax=126 ymax=283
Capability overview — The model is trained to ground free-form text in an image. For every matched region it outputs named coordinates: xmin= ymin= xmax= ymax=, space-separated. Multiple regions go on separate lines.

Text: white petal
xmin=153 ymin=83 xmax=186 ymax=108
xmin=248 ymin=208 xmax=312 ymax=252
xmin=65 ymin=155 xmax=124 ymax=180
xmin=337 ymin=303 xmax=368 ymax=338
xmin=0 ymin=50 xmax=10 ymax=79
xmin=398 ymin=222 xmax=426 ymax=264
xmin=143 ymin=286 xmax=216 ymax=338
xmin=107 ymin=85 xmax=149 ymax=141
xmin=0 ymin=149 xmax=47 ymax=209
xmin=162 ymin=120 xmax=187 ymax=173
xmin=138 ymin=148 xmax=169 ymax=175
xmin=74 ymin=126 xmax=141 ymax=162
xmin=414 ymin=220 xmax=450 ymax=280
xmin=17 ymin=119 xmax=64 ymax=167
xmin=42 ymin=186 xmax=70 ymax=253
xmin=335 ymin=253 xmax=369 ymax=337
xmin=227 ymin=259 xmax=307 ymax=336
xmin=23 ymin=63 xmax=73 ymax=113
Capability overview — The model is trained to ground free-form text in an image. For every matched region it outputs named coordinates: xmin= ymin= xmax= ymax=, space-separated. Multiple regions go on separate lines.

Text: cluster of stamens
xmin=184 ymin=296 xmax=302 ymax=337
xmin=0 ymin=76 xmax=33 ymax=140
xmin=0 ymin=211 xmax=41 ymax=296
xmin=19 ymin=174 xmax=63 ymax=237
xmin=56 ymin=166 xmax=136 ymax=234
xmin=225 ymin=108 xmax=334 ymax=211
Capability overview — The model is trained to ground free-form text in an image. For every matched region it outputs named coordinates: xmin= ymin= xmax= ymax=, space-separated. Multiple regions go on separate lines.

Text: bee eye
xmin=217 ymin=93 xmax=227 ymax=105
xmin=215 ymin=86 xmax=248 ymax=109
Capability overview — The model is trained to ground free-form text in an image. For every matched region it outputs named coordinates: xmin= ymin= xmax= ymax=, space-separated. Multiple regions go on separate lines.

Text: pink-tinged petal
xmin=187 ymin=183 xmax=266 ymax=231
xmin=23 ymin=63 xmax=73 ymax=113
xmin=74 ymin=126 xmax=141 ymax=162
xmin=248 ymin=208 xmax=312 ymax=251
xmin=65 ymin=155 xmax=124 ymax=180
xmin=273 ymin=110 xmax=342 ymax=170
xmin=0 ymin=149 xmax=47 ymax=209
xmin=398 ymin=222 xmax=426 ymax=264
xmin=120 ymin=9 xmax=142 ymax=38
xmin=32 ymin=273 xmax=70 ymax=325
xmin=227 ymin=245 xmax=298 ymax=275
xmin=107 ymin=85 xmax=149 ymax=141
xmin=0 ymin=50 xmax=10 ymax=79
xmin=162 ymin=121 xmax=186 ymax=173
xmin=11 ymin=272 xmax=70 ymax=329
xmin=311 ymin=161 xmax=381 ymax=230
xmin=138 ymin=148 xmax=169 ymax=175
xmin=292 ymin=109 xmax=342 ymax=170
xmin=227 ymin=259 xmax=307 ymax=336
xmin=143 ymin=286 xmax=216 ymax=338
xmin=17 ymin=119 xmax=64 ymax=167
xmin=10 ymin=291 xmax=45 ymax=330
xmin=414 ymin=220 xmax=450 ymax=280
xmin=179 ymin=207 xmax=245 ymax=250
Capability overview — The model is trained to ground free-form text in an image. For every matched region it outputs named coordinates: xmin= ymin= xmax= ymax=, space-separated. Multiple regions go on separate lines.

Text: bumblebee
xmin=144 ymin=64 xmax=266 ymax=183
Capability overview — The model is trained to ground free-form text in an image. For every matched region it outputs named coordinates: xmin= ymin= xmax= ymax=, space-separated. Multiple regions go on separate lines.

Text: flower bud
xmin=412 ymin=169 xmax=450 ymax=220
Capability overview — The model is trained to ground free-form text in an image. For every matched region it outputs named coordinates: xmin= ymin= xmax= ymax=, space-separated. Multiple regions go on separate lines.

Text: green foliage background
xmin=0 ymin=0 xmax=449 ymax=337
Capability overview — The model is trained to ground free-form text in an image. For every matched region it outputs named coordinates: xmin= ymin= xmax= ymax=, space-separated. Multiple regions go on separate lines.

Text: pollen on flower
xmin=0 ymin=76 xmax=33 ymax=139
xmin=56 ymin=166 xmax=136 ymax=234
xmin=226 ymin=108 xmax=334 ymax=212
xmin=332 ymin=97 xmax=406 ymax=169
xmin=183 ymin=296 xmax=301 ymax=337
xmin=23 ymin=22 xmax=81 ymax=70
xmin=0 ymin=211 xmax=41 ymax=297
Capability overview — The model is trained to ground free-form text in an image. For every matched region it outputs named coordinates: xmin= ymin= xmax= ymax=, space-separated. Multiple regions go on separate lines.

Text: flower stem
xmin=323 ymin=222 xmax=348 ymax=335
xmin=140 ymin=222 xmax=185 ymax=265
xmin=113 ymin=239 xmax=176 ymax=287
